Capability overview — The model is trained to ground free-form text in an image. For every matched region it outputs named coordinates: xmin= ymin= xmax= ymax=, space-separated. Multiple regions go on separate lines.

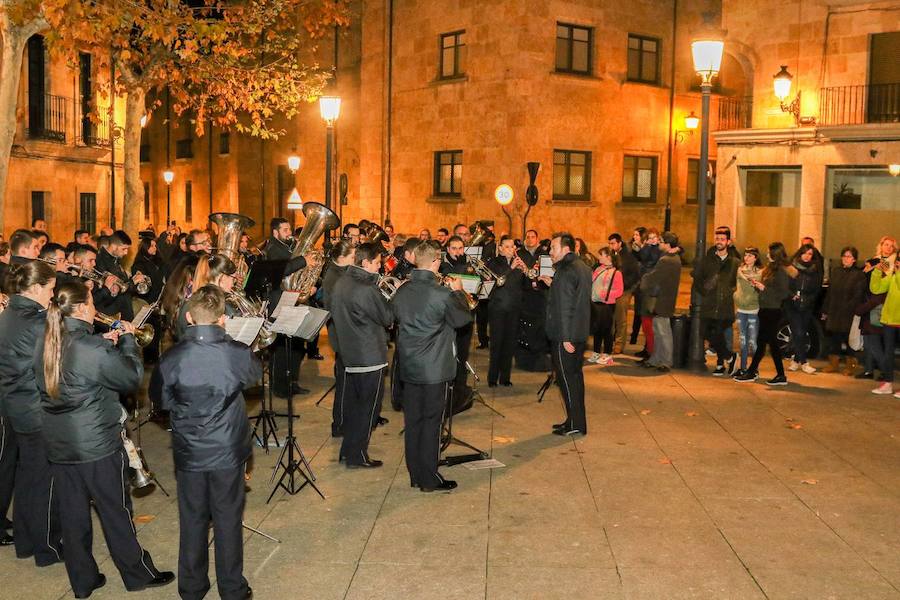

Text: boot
xmin=842 ymin=356 xmax=859 ymax=376
xmin=822 ymin=355 xmax=841 ymax=373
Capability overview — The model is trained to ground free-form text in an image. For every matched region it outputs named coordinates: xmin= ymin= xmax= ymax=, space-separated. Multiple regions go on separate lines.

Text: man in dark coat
xmin=321 ymin=240 xmax=355 ymax=437
xmin=151 ymin=286 xmax=260 ymax=600
xmin=640 ymin=232 xmax=683 ymax=371
xmin=439 ymin=236 xmax=476 ymax=409
xmin=392 ymin=241 xmax=472 ymax=492
xmin=542 ymin=232 xmax=592 ymax=436
xmin=693 ymin=227 xmax=740 ymax=375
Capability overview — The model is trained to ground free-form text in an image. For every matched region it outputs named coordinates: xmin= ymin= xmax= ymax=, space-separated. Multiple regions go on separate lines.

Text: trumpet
xmin=439 ymin=274 xmax=479 ymax=310
xmin=377 ymin=275 xmax=405 ymax=300
xmin=121 ymin=430 xmax=156 ymax=492
xmin=466 ymin=256 xmax=506 ymax=287
xmin=94 ymin=312 xmax=155 ymax=347
xmin=68 ymin=264 xmax=152 ymax=295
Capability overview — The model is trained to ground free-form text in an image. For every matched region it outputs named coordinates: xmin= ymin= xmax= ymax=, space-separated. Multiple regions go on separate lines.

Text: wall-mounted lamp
xmin=676 ymin=111 xmax=700 ymax=143
xmin=287 ymin=154 xmax=301 ymax=174
xmin=773 ymin=65 xmax=816 ymax=126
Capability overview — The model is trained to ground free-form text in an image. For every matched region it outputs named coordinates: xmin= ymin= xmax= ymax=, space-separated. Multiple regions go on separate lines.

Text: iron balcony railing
xmin=27 ymin=93 xmax=67 ymax=142
xmin=715 ymin=96 xmax=753 ymax=131
xmin=81 ymin=111 xmax=112 ymax=147
xmin=819 ymin=82 xmax=900 ymax=126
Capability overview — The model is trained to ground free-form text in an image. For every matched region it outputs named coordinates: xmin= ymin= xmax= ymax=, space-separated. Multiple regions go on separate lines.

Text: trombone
xmin=94 ymin=312 xmax=155 ymax=347
xmin=466 ymin=255 xmax=506 ymax=287
xmin=439 ymin=274 xmax=479 ymax=310
xmin=377 ymin=275 xmax=405 ymax=301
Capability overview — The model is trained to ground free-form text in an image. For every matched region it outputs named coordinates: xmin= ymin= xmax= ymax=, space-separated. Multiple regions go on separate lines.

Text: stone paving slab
xmin=1 ymin=342 xmax=899 ymax=600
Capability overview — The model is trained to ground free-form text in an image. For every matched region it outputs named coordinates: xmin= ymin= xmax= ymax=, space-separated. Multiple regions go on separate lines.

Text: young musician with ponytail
xmin=0 ymin=260 xmax=62 ymax=565
xmin=35 ymin=280 xmax=174 ymax=598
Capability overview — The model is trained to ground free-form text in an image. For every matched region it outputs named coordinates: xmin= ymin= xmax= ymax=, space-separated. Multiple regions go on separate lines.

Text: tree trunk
xmin=121 ymin=85 xmax=145 ymax=237
xmin=0 ymin=13 xmax=45 ymax=234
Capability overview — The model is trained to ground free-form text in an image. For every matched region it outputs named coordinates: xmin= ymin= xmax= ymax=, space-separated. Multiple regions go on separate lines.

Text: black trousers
xmin=475 ymin=300 xmax=490 ymax=346
xmin=0 ymin=416 xmax=15 ymax=528
xmin=702 ymin=317 xmax=734 ymax=364
xmin=749 ymin=308 xmax=785 ymax=377
xmin=402 ymin=381 xmax=448 ymax=488
xmin=14 ymin=431 xmax=62 ymax=565
xmin=488 ymin=306 xmax=519 ymax=384
xmin=332 ymin=353 xmax=347 ymax=434
xmin=340 ymin=368 xmax=386 ymax=465
xmin=176 ymin=467 xmax=248 ymax=600
xmin=271 ymin=335 xmax=304 ymax=396
xmin=591 ymin=303 xmax=615 ymax=354
xmin=454 ymin=323 xmax=473 ymax=400
xmin=551 ymin=342 xmax=587 ymax=432
xmin=53 ymin=448 xmax=161 ymax=595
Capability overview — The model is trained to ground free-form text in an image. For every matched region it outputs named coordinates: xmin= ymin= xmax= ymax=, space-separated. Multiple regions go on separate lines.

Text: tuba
xmin=282 ymin=202 xmax=341 ymax=300
xmin=210 ymin=212 xmax=255 ymax=283
xmin=469 ymin=221 xmax=494 ymax=247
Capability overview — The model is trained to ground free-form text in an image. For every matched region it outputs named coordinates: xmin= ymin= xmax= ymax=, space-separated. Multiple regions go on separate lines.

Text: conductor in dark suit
xmin=540 ymin=232 xmax=592 ymax=436
xmin=392 ymin=241 xmax=472 ymax=492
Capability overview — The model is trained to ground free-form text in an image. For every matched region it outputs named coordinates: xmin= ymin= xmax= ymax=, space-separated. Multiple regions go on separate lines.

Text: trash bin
xmin=670 ymin=314 xmax=691 ymax=369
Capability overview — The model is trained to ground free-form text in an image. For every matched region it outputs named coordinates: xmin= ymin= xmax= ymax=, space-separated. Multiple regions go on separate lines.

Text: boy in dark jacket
xmin=151 ymin=285 xmax=261 ymax=600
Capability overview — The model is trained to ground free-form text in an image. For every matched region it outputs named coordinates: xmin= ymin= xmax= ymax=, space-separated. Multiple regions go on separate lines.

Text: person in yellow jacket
xmin=869 ymin=249 xmax=900 ymax=396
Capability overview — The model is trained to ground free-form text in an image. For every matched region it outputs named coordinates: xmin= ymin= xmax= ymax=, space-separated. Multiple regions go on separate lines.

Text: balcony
xmin=819 ymin=82 xmax=900 ymax=126
xmin=81 ymin=112 xmax=111 ymax=147
xmin=715 ymin=96 xmax=752 ymax=131
xmin=27 ymin=93 xmax=67 ymax=142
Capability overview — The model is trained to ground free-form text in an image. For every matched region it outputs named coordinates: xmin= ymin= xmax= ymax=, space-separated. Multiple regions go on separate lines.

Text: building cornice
xmin=713 ymin=123 xmax=900 ymax=145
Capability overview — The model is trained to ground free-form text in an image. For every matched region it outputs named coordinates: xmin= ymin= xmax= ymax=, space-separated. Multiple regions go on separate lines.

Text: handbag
xmin=848 ymin=315 xmax=863 ymax=351
xmin=870 ymin=304 xmax=884 ymax=327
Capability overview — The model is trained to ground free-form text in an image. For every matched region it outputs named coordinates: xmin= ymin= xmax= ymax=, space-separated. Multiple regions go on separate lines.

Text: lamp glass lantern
xmin=889 ymin=164 xmax=900 ymax=177
xmin=287 ymin=155 xmax=301 ymax=174
xmin=773 ymin=65 xmax=794 ymax=102
xmin=319 ymin=96 xmax=342 ymax=126
xmin=684 ymin=111 xmax=700 ymax=130
xmin=163 ymin=170 xmax=175 ymax=185
xmin=691 ymin=40 xmax=724 ymax=84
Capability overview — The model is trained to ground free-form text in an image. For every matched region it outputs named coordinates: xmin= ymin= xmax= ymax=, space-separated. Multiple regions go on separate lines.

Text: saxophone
xmin=282 ymin=202 xmax=341 ymax=301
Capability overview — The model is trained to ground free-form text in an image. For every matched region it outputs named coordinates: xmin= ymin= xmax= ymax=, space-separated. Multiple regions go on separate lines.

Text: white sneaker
xmin=872 ymin=382 xmax=894 ymax=395
xmin=788 ymin=360 xmax=801 ymax=372
xmin=800 ymin=362 xmax=816 ymax=374
xmin=598 ymin=354 xmax=612 ymax=366
xmin=586 ymin=352 xmax=601 ymax=364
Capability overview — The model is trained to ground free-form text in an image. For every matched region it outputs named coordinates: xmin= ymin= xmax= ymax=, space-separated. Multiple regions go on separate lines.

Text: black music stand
xmin=537 ymin=371 xmax=555 ymax=403
xmin=439 ymin=383 xmax=489 ymax=467
xmin=267 ymin=308 xmax=326 ymax=503
xmin=245 ymin=261 xmax=288 ymax=452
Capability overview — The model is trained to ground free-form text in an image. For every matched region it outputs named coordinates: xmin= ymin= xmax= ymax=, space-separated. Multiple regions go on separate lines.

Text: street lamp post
xmin=319 ymin=96 xmax=341 ymax=247
xmin=687 ymin=38 xmax=724 ymax=371
xmin=163 ymin=170 xmax=175 ymax=227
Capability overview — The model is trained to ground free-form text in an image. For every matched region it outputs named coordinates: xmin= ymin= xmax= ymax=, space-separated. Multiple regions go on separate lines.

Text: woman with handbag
xmin=587 ymin=248 xmax=624 ymax=365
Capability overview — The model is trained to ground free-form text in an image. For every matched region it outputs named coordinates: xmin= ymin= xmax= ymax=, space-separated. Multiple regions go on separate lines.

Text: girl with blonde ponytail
xmin=35 ymin=279 xmax=174 ymax=595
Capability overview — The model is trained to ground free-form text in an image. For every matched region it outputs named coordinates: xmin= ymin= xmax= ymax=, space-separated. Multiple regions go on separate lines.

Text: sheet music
xmin=269 ymin=305 xmax=310 ymax=335
xmin=132 ymin=304 xmax=153 ymax=328
xmin=456 ymin=274 xmax=483 ymax=295
xmin=296 ymin=306 xmax=330 ymax=341
xmin=224 ymin=317 xmax=265 ymax=346
xmin=464 ymin=246 xmax=483 ymax=260
xmin=478 ymin=280 xmax=496 ymax=299
xmin=271 ymin=291 xmax=301 ymax=318
xmin=539 ymin=255 xmax=554 ymax=278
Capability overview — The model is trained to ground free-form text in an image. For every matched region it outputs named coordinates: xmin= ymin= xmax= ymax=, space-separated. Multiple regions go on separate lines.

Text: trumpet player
xmin=0 ymin=261 xmax=61 ymax=566
xmin=150 ymin=286 xmax=259 ymax=600
xmin=331 ymin=243 xmax=393 ymax=468
xmin=0 ymin=229 xmax=40 ymax=290
xmin=95 ymin=231 xmax=148 ymax=321
xmin=486 ymin=236 xmax=527 ymax=386
xmin=440 ymin=236 xmax=475 ymax=408
xmin=322 ymin=240 xmax=356 ymax=437
xmin=36 ymin=280 xmax=174 ymax=597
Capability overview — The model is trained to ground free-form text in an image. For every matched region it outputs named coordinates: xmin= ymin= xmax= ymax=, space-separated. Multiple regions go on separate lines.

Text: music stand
xmin=537 ymin=371 xmax=555 ymax=403
xmin=465 ymin=361 xmax=505 ymax=418
xmin=439 ymin=383 xmax=490 ymax=467
xmin=267 ymin=306 xmax=327 ymax=503
xmin=244 ymin=260 xmax=288 ymax=451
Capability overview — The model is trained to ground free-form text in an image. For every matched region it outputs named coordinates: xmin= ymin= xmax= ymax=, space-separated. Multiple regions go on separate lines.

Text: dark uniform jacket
xmin=331 ymin=266 xmax=393 ymax=368
xmin=640 ymin=252 xmax=682 ymax=318
xmin=96 ymin=248 xmax=128 ymax=284
xmin=391 ymin=269 xmax=473 ymax=384
xmin=132 ymin=253 xmax=165 ymax=304
xmin=694 ymin=247 xmax=740 ymax=320
xmin=516 ymin=245 xmax=544 ymax=269
xmin=151 ymin=325 xmax=261 ymax=472
xmin=0 ymin=295 xmax=46 ymax=432
xmin=36 ymin=318 xmax=143 ymax=464
xmin=486 ymin=255 xmax=525 ymax=312
xmin=439 ymin=254 xmax=470 ymax=277
xmin=322 ymin=261 xmax=350 ymax=354
xmin=545 ymin=252 xmax=592 ymax=343
xmin=0 ymin=256 xmax=32 ymax=293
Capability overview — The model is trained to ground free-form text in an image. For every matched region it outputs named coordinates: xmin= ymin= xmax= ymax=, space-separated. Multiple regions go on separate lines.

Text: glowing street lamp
xmin=163 ymin=170 xmax=175 ymax=226
xmin=287 ymin=155 xmax=301 ymax=174
xmin=319 ymin=96 xmax=341 ymax=127
xmin=890 ymin=164 xmax=900 ymax=177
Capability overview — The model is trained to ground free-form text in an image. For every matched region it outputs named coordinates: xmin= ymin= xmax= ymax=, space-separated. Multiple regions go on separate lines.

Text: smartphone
xmin=867 ymin=258 xmax=880 ymax=267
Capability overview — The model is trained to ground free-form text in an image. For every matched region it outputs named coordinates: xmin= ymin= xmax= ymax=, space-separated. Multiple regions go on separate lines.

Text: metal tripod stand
xmin=439 ymin=384 xmax=490 ymax=467
xmin=251 ymin=353 xmax=280 ymax=452
xmin=465 ymin=361 xmax=504 ymax=418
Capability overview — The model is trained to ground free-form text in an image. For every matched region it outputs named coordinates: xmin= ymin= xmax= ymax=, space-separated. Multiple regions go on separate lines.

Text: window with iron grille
xmin=440 ymin=31 xmax=466 ymax=79
xmin=31 ymin=191 xmax=45 ymax=222
xmin=143 ymin=182 xmax=150 ymax=220
xmin=687 ymin=159 xmax=717 ymax=204
xmin=622 ymin=155 xmax=657 ymax=203
xmin=184 ymin=181 xmax=192 ymax=222
xmin=433 ymin=151 xmax=463 ymax=197
xmin=555 ymin=23 xmax=592 ymax=75
xmin=627 ymin=34 xmax=660 ymax=84
xmin=79 ymin=193 xmax=96 ymax=234
xmin=552 ymin=150 xmax=592 ymax=200
xmin=219 ymin=132 xmax=230 ymax=155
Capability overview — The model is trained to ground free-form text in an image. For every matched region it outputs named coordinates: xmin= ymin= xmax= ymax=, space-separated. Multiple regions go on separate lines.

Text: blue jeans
xmin=736 ymin=312 xmax=759 ymax=370
xmin=862 ymin=332 xmax=884 ymax=374
xmin=785 ymin=304 xmax=813 ymax=363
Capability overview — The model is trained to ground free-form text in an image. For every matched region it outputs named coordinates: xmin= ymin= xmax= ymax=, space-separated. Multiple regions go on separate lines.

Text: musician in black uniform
xmin=514 ymin=229 xmax=551 ymax=371
xmin=37 ymin=279 xmax=174 ymax=598
xmin=321 ymin=240 xmax=355 ymax=437
xmin=95 ymin=231 xmax=148 ymax=321
xmin=262 ymin=217 xmax=309 ymax=396
xmin=541 ymin=232 xmax=592 ymax=436
xmin=440 ymin=235 xmax=475 ymax=408
xmin=392 ymin=241 xmax=472 ymax=491
xmin=151 ymin=286 xmax=258 ymax=600
xmin=331 ymin=243 xmax=393 ymax=468
xmin=0 ymin=229 xmax=40 ymax=290
xmin=131 ymin=235 xmax=166 ymax=362
xmin=486 ymin=235 xmax=527 ymax=386
xmin=474 ymin=223 xmax=496 ymax=349
xmin=0 ymin=261 xmax=61 ymax=565
xmin=391 ymin=237 xmax=420 ymax=281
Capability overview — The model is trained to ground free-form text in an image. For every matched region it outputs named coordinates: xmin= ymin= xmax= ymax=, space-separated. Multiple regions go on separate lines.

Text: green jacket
xmin=869 ymin=269 xmax=900 ymax=326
